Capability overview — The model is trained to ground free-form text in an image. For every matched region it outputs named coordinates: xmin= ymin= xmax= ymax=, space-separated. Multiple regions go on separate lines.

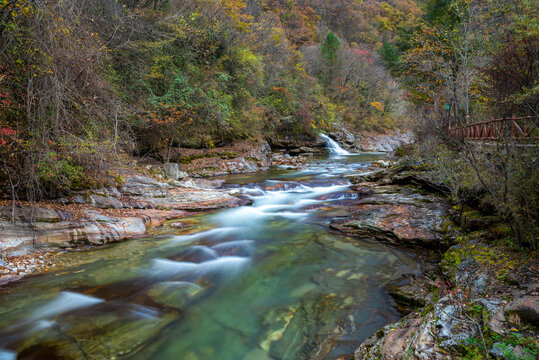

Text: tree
xmin=379 ymin=41 xmax=401 ymax=72
xmin=321 ymin=31 xmax=341 ymax=63
xmin=406 ymin=0 xmax=484 ymax=123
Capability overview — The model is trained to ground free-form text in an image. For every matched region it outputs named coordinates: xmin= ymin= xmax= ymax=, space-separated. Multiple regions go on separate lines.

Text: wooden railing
xmin=448 ymin=116 xmax=539 ymax=142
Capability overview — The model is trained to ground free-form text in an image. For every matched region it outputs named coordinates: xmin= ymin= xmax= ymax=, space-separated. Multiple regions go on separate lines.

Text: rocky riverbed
xmin=2 ymin=134 xmax=534 ymax=359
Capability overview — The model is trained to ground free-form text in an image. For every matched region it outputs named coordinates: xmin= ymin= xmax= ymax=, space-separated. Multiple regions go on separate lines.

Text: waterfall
xmin=319 ymin=134 xmax=350 ymax=155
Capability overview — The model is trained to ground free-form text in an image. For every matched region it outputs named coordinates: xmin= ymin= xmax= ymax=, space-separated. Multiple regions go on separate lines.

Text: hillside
xmin=0 ymin=0 xmax=422 ymax=200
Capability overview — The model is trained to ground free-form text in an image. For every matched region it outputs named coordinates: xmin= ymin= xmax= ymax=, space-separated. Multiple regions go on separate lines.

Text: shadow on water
xmin=0 ymin=154 xmax=419 ymax=360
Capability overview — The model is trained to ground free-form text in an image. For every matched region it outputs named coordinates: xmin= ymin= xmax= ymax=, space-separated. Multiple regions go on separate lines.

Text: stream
xmin=0 ymin=153 xmax=419 ymax=360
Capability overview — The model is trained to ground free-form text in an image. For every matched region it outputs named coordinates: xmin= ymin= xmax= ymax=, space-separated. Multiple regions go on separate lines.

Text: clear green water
xmin=0 ymin=154 xmax=418 ymax=360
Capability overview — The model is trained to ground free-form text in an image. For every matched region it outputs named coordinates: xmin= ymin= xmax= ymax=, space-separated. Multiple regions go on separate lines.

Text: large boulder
xmin=331 ymin=201 xmax=445 ymax=248
xmin=89 ymin=195 xmax=124 ymax=209
xmin=355 ymin=131 xmax=413 ymax=152
xmin=163 ymin=163 xmax=188 ymax=180
xmin=505 ymin=295 xmax=539 ymax=327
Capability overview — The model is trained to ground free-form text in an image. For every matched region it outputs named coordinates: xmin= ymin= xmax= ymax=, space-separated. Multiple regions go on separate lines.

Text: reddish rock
xmin=331 ymin=202 xmax=444 ymax=248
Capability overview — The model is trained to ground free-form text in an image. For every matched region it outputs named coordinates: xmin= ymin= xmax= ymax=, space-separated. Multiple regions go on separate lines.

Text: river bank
xmin=342 ymin=162 xmax=539 ymax=360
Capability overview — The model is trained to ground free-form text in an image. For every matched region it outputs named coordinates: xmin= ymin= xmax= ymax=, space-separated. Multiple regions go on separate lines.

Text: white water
xmin=320 ymin=134 xmax=351 ymax=155
xmin=30 ymin=292 xmax=104 ymax=320
xmin=148 ymin=257 xmax=250 ymax=280
xmin=0 ymin=153 xmax=422 ymax=360
xmin=0 ymin=349 xmax=16 ymax=360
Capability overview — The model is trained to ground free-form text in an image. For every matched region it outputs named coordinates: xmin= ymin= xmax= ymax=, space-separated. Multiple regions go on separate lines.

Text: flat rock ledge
xmin=0 ymin=175 xmax=245 ymax=256
xmin=330 ymin=184 xmax=447 ymax=249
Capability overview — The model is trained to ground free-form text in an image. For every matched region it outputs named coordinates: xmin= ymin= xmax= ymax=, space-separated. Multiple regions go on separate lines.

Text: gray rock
xmin=122 ymin=176 xmax=170 ymax=198
xmin=72 ymin=195 xmax=86 ymax=204
xmin=89 ymin=195 xmax=124 ymax=209
xmin=346 ymin=170 xmax=387 ymax=184
xmin=91 ymin=187 xmax=121 ymax=198
xmin=0 ymin=206 xmax=62 ymax=223
xmin=170 ymin=221 xmax=188 ymax=229
xmin=435 ymin=304 xmax=457 ymax=338
xmin=476 ymin=298 xmax=503 ymax=313
xmin=106 ymin=186 xmax=122 ymax=198
xmin=471 ymin=274 xmax=489 ymax=296
xmin=164 ymin=162 xmax=185 ymax=180
xmin=439 ymin=332 xmax=473 ymax=349
xmin=356 ymin=131 xmax=413 ymax=152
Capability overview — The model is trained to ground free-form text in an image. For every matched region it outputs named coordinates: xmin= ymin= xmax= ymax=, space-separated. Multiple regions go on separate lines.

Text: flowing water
xmin=0 ymin=154 xmax=419 ymax=360
xmin=319 ymin=134 xmax=351 ymax=156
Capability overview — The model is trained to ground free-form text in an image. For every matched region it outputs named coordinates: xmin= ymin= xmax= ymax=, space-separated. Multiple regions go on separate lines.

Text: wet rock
xmin=331 ymin=202 xmax=445 ymax=248
xmin=384 ymin=275 xmax=433 ymax=311
xmin=505 ymin=295 xmax=539 ymax=327
xmin=346 ymin=170 xmax=387 ymax=184
xmin=169 ymin=221 xmax=188 ymax=229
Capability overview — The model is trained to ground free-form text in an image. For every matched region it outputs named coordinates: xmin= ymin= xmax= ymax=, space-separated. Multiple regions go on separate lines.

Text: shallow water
xmin=0 ymin=154 xmax=419 ymax=360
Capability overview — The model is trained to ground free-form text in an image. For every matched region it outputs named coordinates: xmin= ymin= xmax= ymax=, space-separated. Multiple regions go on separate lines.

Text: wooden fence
xmin=448 ymin=116 xmax=539 ymax=142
